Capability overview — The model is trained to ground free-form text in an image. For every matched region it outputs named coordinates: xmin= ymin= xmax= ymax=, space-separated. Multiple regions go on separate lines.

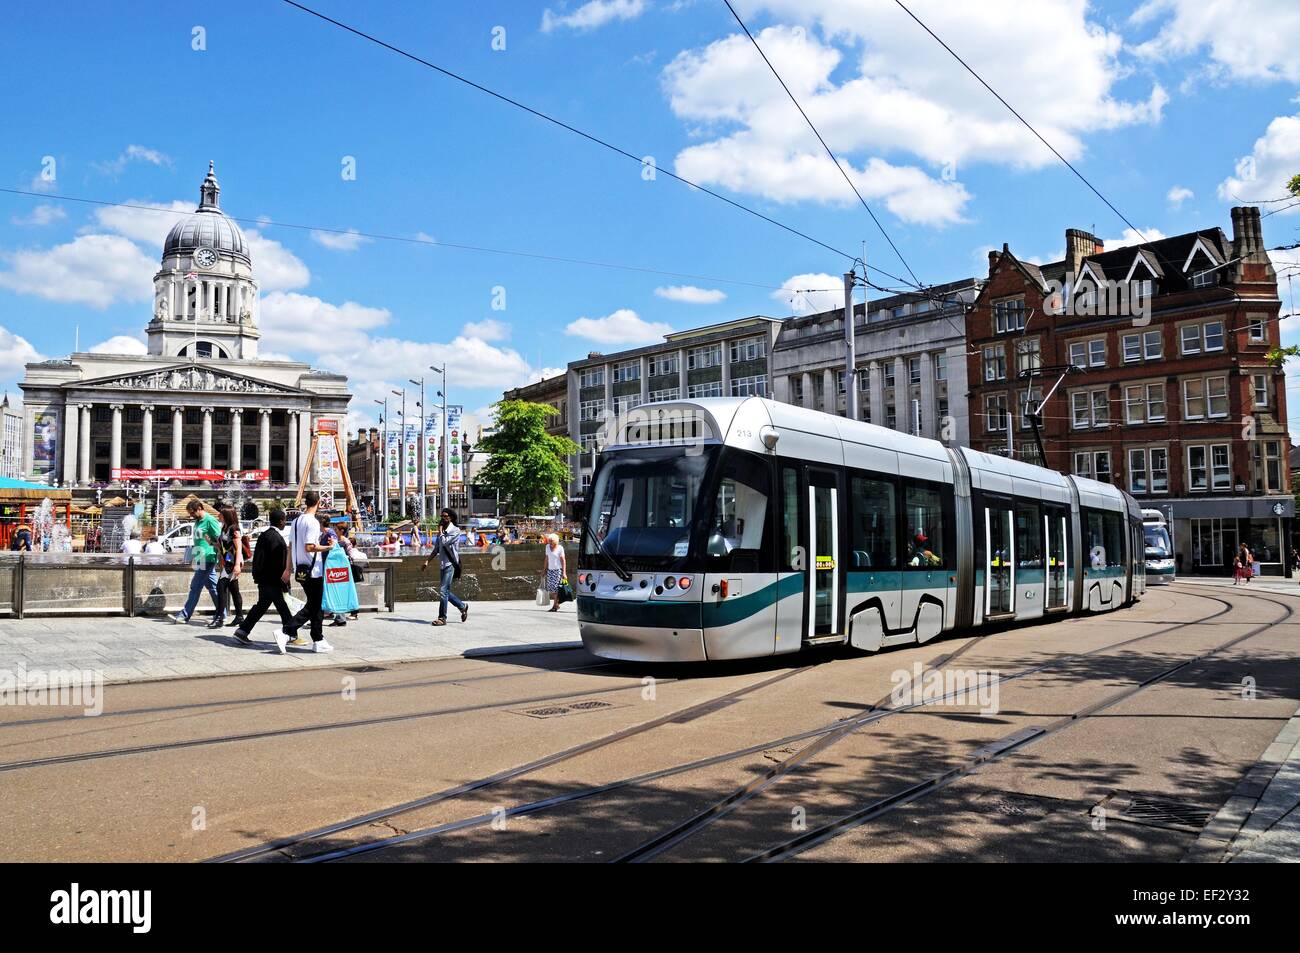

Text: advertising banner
xmin=424 ymin=412 xmax=439 ymax=489
xmin=404 ymin=424 xmax=419 ymax=493
xmin=447 ymin=405 xmax=464 ymax=484
xmin=386 ymin=431 xmax=399 ymax=493
xmin=111 ymin=468 xmax=269 ymax=482
xmin=31 ymin=411 xmax=57 ymax=479
xmin=317 ymin=433 xmax=340 ymax=509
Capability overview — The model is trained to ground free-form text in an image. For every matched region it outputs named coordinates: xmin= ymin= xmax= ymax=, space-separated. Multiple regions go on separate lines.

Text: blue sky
xmin=4 ymin=0 xmax=1300 ymax=436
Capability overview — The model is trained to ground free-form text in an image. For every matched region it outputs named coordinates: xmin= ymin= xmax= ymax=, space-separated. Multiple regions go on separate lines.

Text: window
xmin=1122 ymin=334 xmax=1142 ymax=363
xmin=780 ymin=467 xmax=800 ymax=570
xmin=1207 ymin=376 xmax=1228 ymax=417
xmin=908 ymin=357 xmax=921 ymax=384
xmin=904 ymin=484 xmax=946 ymax=568
xmin=1129 ymin=449 xmax=1148 ymax=493
xmin=1071 ymin=388 xmax=1109 ymax=429
xmin=1188 ymin=444 xmax=1230 ymax=491
xmin=648 ymin=387 xmax=679 ymax=403
xmin=1204 ymin=321 xmax=1225 ymax=351
xmin=1150 ymin=448 xmax=1168 ymax=493
xmin=579 ymin=367 xmax=606 ymax=389
xmin=1016 ymin=338 xmax=1041 ymax=375
xmin=1182 ymin=376 xmax=1226 ymax=419
xmin=730 ymin=375 xmax=767 ymax=397
xmin=983 ymin=345 xmax=1007 ymax=382
xmin=1191 ymin=268 xmax=1216 ymax=288
xmin=934 ymin=353 xmax=947 ymax=381
xmin=1248 ymin=316 xmax=1266 ymax=343
xmin=687 ymin=381 xmax=723 ymax=398
xmin=1180 ymin=320 xmax=1225 ymax=355
xmin=728 ymin=336 xmax=766 ymax=364
xmin=1124 ymin=383 xmax=1165 ymax=424
xmin=1144 ymin=329 xmax=1162 ymax=360
xmin=1084 ymin=509 xmax=1124 ymax=569
xmin=836 ymin=370 xmax=847 ymax=395
xmin=1015 ymin=502 xmax=1043 ymax=569
xmin=849 ymin=476 xmax=897 ymax=569
xmin=886 ymin=404 xmax=897 ymax=429
xmin=884 ymin=364 xmax=896 ymax=388
xmin=994 ymin=297 xmax=1027 ymax=333
xmin=985 ymin=393 xmax=1008 ymax=432
xmin=649 ymin=355 xmax=679 ymax=377
xmin=1069 ymin=339 xmax=1106 ymax=369
xmin=1212 ymin=444 xmax=1230 ymax=489
xmin=1019 ymin=388 xmax=1041 ymax=429
xmin=611 ymin=361 xmax=640 ymax=383
xmin=1073 ymin=451 xmax=1111 ymax=482
xmin=612 ymin=394 xmax=643 ymax=415
xmin=1263 ymin=440 xmax=1283 ymax=492
xmin=687 ymin=344 xmax=722 ymax=369
xmin=1253 ymin=373 xmax=1269 ymax=409
xmin=579 ymin=399 xmax=605 ymax=421
xmin=706 ymin=452 xmax=771 ymax=564
xmin=790 ymin=376 xmax=804 ymax=404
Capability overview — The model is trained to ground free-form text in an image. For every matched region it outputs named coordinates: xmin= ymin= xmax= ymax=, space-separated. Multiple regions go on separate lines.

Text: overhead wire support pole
xmin=844 ymin=269 xmax=858 ymax=420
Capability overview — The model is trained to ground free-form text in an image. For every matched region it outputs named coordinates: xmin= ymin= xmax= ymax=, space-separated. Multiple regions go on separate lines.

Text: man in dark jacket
xmin=233 ymin=508 xmax=295 ymax=650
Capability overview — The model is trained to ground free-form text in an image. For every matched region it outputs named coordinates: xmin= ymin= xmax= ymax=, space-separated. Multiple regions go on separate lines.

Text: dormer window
xmin=1191 ymin=268 xmax=1216 ymax=288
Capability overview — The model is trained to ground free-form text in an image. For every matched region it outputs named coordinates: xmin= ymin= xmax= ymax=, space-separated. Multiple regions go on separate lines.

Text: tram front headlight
xmin=663 ymin=575 xmax=676 ymax=590
xmin=678 ymin=576 xmax=692 ymax=591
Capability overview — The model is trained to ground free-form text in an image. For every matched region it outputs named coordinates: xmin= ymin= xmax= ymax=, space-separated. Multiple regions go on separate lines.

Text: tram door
xmin=1045 ymin=507 xmax=1069 ymax=611
xmin=985 ymin=504 xmax=1014 ymax=618
xmin=808 ymin=469 xmax=842 ymax=638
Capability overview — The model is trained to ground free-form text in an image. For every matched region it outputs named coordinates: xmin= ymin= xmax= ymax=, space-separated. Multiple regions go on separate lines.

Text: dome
xmin=162 ymin=161 xmax=250 ymax=262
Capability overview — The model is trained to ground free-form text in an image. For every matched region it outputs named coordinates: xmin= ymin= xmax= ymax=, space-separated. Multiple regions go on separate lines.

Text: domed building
xmin=18 ymin=163 xmax=351 ymax=493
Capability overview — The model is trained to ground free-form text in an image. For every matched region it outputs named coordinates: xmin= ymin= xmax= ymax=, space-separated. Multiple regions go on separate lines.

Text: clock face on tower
xmin=194 ymin=246 xmax=217 ymax=269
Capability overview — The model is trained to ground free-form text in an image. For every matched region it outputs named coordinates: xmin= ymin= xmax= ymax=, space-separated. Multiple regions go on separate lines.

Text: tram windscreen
xmin=1144 ymin=525 xmax=1171 ymax=559
xmin=584 ymin=447 xmax=715 ymax=567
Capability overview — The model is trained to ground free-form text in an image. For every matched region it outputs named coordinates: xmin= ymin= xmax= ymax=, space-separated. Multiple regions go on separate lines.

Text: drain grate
xmin=1097 ymin=792 xmax=1213 ymax=832
xmin=514 ymin=699 xmax=618 ymax=719
xmin=343 ymin=665 xmax=388 ymax=674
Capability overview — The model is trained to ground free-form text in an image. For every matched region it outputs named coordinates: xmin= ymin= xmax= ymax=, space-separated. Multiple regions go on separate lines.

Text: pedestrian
xmin=329 ymin=524 xmax=361 ymax=626
xmin=284 ymin=490 xmax=335 ymax=653
xmin=120 ymin=530 xmax=143 ymax=555
xmin=541 ymin=532 xmax=567 ymax=613
xmin=234 ymin=508 xmax=296 ymax=650
xmin=215 ymin=506 xmax=247 ymax=630
xmin=170 ymin=499 xmax=221 ymax=625
xmin=1239 ymin=543 xmax=1254 ymax=584
xmin=421 ymin=507 xmax=468 ymax=626
xmin=143 ymin=536 xmax=165 ymax=555
xmin=8 ymin=524 xmax=32 ymax=551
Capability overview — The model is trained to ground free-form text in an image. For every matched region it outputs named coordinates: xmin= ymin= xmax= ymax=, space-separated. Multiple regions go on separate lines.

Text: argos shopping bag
xmin=322 ymin=545 xmax=360 ymax=615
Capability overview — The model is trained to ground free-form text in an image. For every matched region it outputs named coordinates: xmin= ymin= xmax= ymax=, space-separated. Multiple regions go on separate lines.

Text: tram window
xmin=706 ymin=452 xmax=770 ymax=560
xmin=1015 ymin=502 xmax=1043 ymax=569
xmin=850 ymin=476 xmax=897 ymax=569
xmin=1084 ymin=509 xmax=1125 ymax=569
xmin=903 ymin=484 xmax=944 ymax=568
xmin=780 ymin=466 xmax=800 ymax=570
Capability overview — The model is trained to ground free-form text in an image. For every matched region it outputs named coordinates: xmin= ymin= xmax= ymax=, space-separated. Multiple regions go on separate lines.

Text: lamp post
xmin=409 ymin=377 xmax=426 ymax=524
xmin=391 ymin=388 xmax=406 ymax=520
xmin=429 ymin=364 xmax=448 ymax=512
xmin=373 ymin=397 xmax=388 ymax=522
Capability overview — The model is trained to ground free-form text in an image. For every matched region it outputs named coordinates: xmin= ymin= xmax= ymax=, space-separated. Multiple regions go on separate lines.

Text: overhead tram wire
xmin=0 ymin=186 xmax=840 ymax=297
xmin=278 ymin=0 xmax=938 ymax=287
xmin=721 ymin=0 xmax=922 ymax=289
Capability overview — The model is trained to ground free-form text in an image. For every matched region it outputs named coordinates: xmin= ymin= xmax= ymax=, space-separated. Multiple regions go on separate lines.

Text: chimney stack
xmin=1065 ymin=228 xmax=1103 ymax=277
xmin=1230 ymin=206 xmax=1275 ymax=282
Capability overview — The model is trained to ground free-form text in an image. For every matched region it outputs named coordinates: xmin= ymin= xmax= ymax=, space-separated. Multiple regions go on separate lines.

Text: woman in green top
xmin=171 ymin=499 xmax=222 ymax=624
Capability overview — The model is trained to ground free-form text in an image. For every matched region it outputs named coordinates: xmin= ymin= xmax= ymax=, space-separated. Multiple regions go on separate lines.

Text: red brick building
xmin=967 ymin=207 xmax=1292 ymax=575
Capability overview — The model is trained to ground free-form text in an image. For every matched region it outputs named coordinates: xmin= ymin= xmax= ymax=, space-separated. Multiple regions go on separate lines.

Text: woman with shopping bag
xmin=540 ymin=533 xmax=568 ymax=613
xmin=321 ymin=540 xmax=360 ymax=618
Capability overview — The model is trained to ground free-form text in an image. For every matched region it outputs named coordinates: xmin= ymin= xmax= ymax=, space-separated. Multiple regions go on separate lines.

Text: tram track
xmin=744 ymin=585 xmax=1296 ymax=862
xmin=271 ymin=588 xmax=1240 ymax=863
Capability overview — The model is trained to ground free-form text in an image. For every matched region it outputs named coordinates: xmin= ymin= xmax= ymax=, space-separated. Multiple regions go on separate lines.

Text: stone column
xmin=800 ymin=372 xmax=813 ymax=409
xmin=78 ymin=404 xmax=91 ymax=484
xmin=299 ymin=412 xmax=313 ymax=481
xmin=109 ymin=404 xmax=124 ymax=483
xmin=639 ymin=356 xmax=648 ymax=403
xmin=721 ymin=342 xmax=732 ymax=397
xmin=200 ymin=406 xmax=213 ymax=470
xmin=287 ymin=411 xmax=299 ymax=485
xmin=259 ymin=409 xmax=271 ymax=484
xmin=230 ymin=408 xmax=242 ymax=471
xmin=919 ymin=352 xmax=935 ymax=439
xmin=141 ymin=404 xmax=154 ymax=470
xmin=62 ymin=400 xmax=79 ymax=486
xmin=171 ymin=406 xmax=184 ymax=469
xmin=822 ymin=368 xmax=835 ymax=414
xmin=869 ymin=361 xmax=884 ymax=427
xmin=893 ymin=357 xmax=906 ymax=430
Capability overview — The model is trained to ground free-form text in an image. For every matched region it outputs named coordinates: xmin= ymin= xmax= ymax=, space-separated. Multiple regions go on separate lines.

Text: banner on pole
xmin=447 ymin=405 xmax=464 ymax=484
xmin=404 ymin=424 xmax=419 ymax=496
xmin=386 ymin=431 xmax=399 ymax=493
xmin=424 ymin=412 xmax=440 ymax=489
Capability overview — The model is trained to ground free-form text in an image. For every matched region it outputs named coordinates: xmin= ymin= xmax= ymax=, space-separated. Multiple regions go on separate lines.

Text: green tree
xmin=476 ymin=400 xmax=579 ymax=515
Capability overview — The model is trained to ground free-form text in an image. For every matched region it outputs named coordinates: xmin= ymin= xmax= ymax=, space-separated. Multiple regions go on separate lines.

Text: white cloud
xmin=245 ymin=229 xmax=311 ymax=292
xmin=89 ymin=335 xmax=148 ymax=355
xmin=0 ymin=234 xmax=156 ymax=308
xmin=93 ymin=144 xmax=173 ymax=176
xmin=0 ymin=324 xmax=43 ymax=369
xmin=771 ymin=273 xmax=842 ymax=314
xmin=1167 ymin=185 xmax=1194 ymax=209
xmin=662 ymin=6 xmax=1166 ymax=221
xmin=1132 ymin=0 xmax=1300 ymax=84
xmin=461 ymin=318 xmax=510 ymax=341
xmin=258 ymin=292 xmax=392 ymax=354
xmin=11 ymin=204 xmax=66 ymax=226
xmin=654 ymin=284 xmax=727 ymax=304
xmin=1101 ymin=227 xmax=1168 ymax=250
xmin=310 ymin=229 xmax=371 ymax=252
xmin=564 ymin=308 xmax=672 ymax=344
xmin=91 ymin=200 xmax=191 ymax=245
xmin=542 ymin=0 xmax=647 ymax=33
xmin=1218 ymin=113 xmax=1300 ymax=211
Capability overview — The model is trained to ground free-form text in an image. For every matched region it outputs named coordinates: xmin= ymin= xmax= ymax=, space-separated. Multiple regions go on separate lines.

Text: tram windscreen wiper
xmin=583 ymin=521 xmax=633 ymax=582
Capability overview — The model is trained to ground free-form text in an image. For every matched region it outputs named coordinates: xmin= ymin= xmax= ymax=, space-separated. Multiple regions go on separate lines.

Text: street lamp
xmin=373 ymin=397 xmax=388 ymax=522
xmin=409 ymin=377 xmax=426 ymax=524
xmin=430 ymin=364 xmax=448 ymax=512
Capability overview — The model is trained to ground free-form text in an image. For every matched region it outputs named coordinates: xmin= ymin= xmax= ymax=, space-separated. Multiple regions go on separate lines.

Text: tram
xmin=1141 ymin=509 xmax=1176 ymax=584
xmin=575 ymin=398 xmax=1146 ymax=662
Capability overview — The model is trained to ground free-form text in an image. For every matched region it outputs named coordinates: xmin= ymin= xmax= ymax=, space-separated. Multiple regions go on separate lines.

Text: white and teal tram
xmin=576 ymin=398 xmax=1146 ymax=662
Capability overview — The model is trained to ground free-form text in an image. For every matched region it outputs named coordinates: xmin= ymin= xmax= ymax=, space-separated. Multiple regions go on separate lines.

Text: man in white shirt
xmin=281 ymin=490 xmax=334 ymax=654
xmin=121 ymin=531 xmax=144 ymax=555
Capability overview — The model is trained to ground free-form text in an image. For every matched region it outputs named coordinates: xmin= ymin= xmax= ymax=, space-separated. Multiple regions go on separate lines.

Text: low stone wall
xmin=385 ymin=545 xmax=552 ymax=604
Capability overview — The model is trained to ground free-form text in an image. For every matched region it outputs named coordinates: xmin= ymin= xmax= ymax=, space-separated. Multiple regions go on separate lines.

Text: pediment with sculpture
xmin=75 ymin=364 xmax=302 ymax=396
